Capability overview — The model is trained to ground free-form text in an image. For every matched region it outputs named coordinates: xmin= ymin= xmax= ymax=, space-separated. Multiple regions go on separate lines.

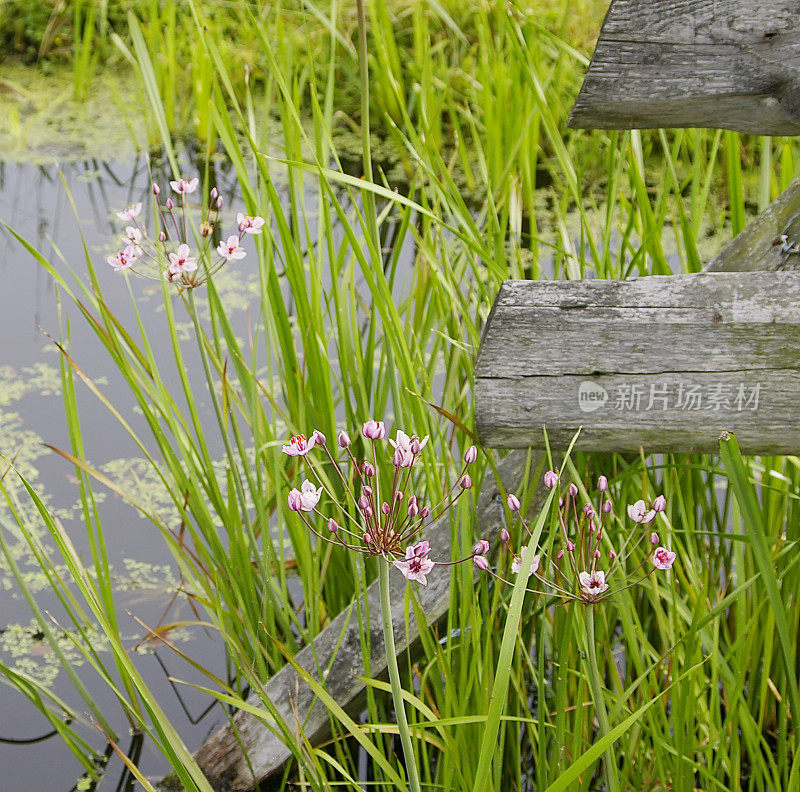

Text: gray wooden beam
xmin=475 ymin=271 xmax=800 ymax=454
xmin=569 ymin=0 xmax=800 ymax=134
xmin=164 ymin=451 xmax=539 ymax=791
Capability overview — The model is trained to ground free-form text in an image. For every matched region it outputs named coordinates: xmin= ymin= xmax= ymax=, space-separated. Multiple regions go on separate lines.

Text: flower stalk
xmin=379 ymin=560 xmax=422 ymax=792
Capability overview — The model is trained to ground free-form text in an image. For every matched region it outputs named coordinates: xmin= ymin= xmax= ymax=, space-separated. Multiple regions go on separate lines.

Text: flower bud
xmin=543 ymin=470 xmax=559 ymax=489
xmin=395 ymin=490 xmax=403 ymax=501
xmin=609 ymin=550 xmax=616 ymax=559
xmin=507 ymin=493 xmax=521 ymax=512
xmin=464 ymin=445 xmax=477 ymax=464
xmin=420 ymin=507 xmax=430 ymax=519
xmin=500 ymin=528 xmax=510 ymax=543
xmin=362 ymin=462 xmax=375 ymax=478
xmin=166 ymin=198 xmax=174 ymax=210
xmin=328 ymin=518 xmax=339 ymax=533
xmin=381 ymin=502 xmax=390 ymax=515
xmin=363 ymin=506 xmax=373 ymax=517
xmin=473 ymin=540 xmax=490 ymax=555
xmin=594 ymin=549 xmax=601 ymax=559
xmin=358 ymin=494 xmax=370 ymax=510
xmin=152 ymin=183 xmax=161 ymax=195
xmin=602 ymin=500 xmax=612 ymax=514
xmin=216 ymin=196 xmax=223 ymax=209
xmin=556 ymin=549 xmax=564 ymax=560
xmin=362 ymin=485 xmax=373 ymax=497
xmin=460 ymin=474 xmax=472 ymax=490
xmin=158 ymin=231 xmax=167 ymax=242
xmin=287 ymin=489 xmax=302 ymax=511
xmin=362 ymin=420 xmax=386 ymax=440
xmin=650 ymin=532 xmax=659 ymax=545
xmin=598 ymin=475 xmax=608 ymax=492
xmin=410 ymin=437 xmax=421 ymax=454
xmin=653 ymin=494 xmax=667 ymax=512
xmin=566 ymin=540 xmax=575 ymax=552
xmin=568 ymin=483 xmax=578 ymax=498
xmin=595 ymin=531 xmax=602 ymax=541
xmin=473 ymin=555 xmax=489 ymax=571
xmin=311 ymin=429 xmax=326 ymax=446
xmin=559 ymin=497 xmax=564 ymax=507
xmin=337 ymin=430 xmax=351 ymax=448
xmin=583 ymin=504 xmax=595 ymax=519
xmin=210 ymin=187 xmax=218 ymax=200
xmin=363 ymin=532 xmax=372 ymax=544
xmin=408 ymin=501 xmax=419 ymax=517
xmin=392 ymin=446 xmax=407 ymax=468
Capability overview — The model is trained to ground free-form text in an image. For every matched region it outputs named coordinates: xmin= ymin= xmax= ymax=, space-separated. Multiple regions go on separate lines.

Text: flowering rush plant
xmin=283 ymin=422 xmax=480 ymax=585
xmin=474 ymin=470 xmax=676 ymax=603
xmin=107 ymin=175 xmax=265 ymax=288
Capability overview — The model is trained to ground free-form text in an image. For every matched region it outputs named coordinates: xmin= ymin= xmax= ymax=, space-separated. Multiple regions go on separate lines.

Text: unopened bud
xmin=473 ymin=540 xmax=490 ymax=555
xmin=311 ymin=429 xmax=326 ymax=446
xmin=152 ymin=183 xmax=161 ymax=195
xmin=609 ymin=550 xmax=616 ymax=559
xmin=556 ymin=549 xmax=564 ymax=559
xmin=559 ymin=497 xmax=564 ymax=507
xmin=327 ymin=518 xmax=339 ymax=533
xmin=507 ymin=493 xmax=521 ymax=512
xmin=566 ymin=540 xmax=575 ymax=552
xmin=500 ymin=528 xmax=510 ymax=543
xmin=460 ymin=474 xmax=472 ymax=490
xmin=410 ymin=437 xmax=421 ymax=454
xmin=650 ymin=532 xmax=659 ymax=545
xmin=358 ymin=495 xmax=369 ymax=510
xmin=395 ymin=491 xmax=403 ymax=501
xmin=216 ymin=195 xmax=223 ymax=209
xmin=362 ymin=462 xmax=375 ymax=477
xmin=595 ymin=531 xmax=602 ymax=541
xmin=653 ymin=495 xmax=667 ymax=512
xmin=543 ymin=470 xmax=559 ymax=489
xmin=583 ymin=504 xmax=595 ymax=519
xmin=473 ymin=555 xmax=489 ymax=571
xmin=408 ymin=501 xmax=419 ymax=517
xmin=381 ymin=502 xmax=390 ymax=515
xmin=464 ymin=445 xmax=477 ymax=465
xmin=363 ymin=506 xmax=373 ymax=517
xmin=598 ymin=475 xmax=608 ymax=492
xmin=166 ymin=198 xmax=174 ymax=210
xmin=210 ymin=187 xmax=218 ymax=200
xmin=158 ymin=231 xmax=167 ymax=242
xmin=337 ymin=430 xmax=351 ymax=448
xmin=593 ymin=549 xmax=601 ymax=559
xmin=420 ymin=507 xmax=430 ymax=519
xmin=568 ymin=483 xmax=578 ymax=498
xmin=602 ymin=500 xmax=612 ymax=514
xmin=363 ymin=532 xmax=372 ymax=544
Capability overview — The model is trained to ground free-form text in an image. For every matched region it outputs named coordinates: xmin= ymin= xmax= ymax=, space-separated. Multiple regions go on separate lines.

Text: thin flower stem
xmin=378 ymin=561 xmax=421 ymax=792
xmin=584 ymin=606 xmax=620 ymax=792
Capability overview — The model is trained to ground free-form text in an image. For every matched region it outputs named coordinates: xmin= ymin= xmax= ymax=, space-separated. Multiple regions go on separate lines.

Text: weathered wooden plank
xmin=569 ymin=0 xmax=800 ymax=134
xmin=475 ymin=271 xmax=800 ymax=453
xmin=164 ymin=451 xmax=540 ymax=792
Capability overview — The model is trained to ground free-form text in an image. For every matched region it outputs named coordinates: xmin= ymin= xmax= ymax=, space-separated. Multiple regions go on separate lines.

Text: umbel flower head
xmin=283 ymin=426 xmax=481 ymax=586
xmin=475 ymin=470 xmax=676 ymax=604
xmin=107 ymin=176 xmax=265 ymax=289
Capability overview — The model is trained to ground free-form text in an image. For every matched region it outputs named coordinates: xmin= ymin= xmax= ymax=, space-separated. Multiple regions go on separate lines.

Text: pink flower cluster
xmin=283 ymin=423 xmax=480 ymax=586
xmin=107 ymin=176 xmax=265 ymax=289
xmin=474 ymin=471 xmax=676 ymax=603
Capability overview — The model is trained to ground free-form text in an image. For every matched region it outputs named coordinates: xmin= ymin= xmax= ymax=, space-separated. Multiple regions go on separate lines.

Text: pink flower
xmin=628 ymin=499 xmax=656 ymax=524
xmin=287 ymin=489 xmax=303 ymax=511
xmin=464 ymin=445 xmax=477 ymax=464
xmin=170 ymin=176 xmax=199 ymax=195
xmin=107 ymin=248 xmax=134 ymax=271
xmin=578 ymin=570 xmax=608 ymax=598
xmin=237 ymin=213 xmax=266 ymax=235
xmin=511 ymin=546 xmax=540 ymax=576
xmin=543 ymin=470 xmax=559 ymax=489
xmin=216 ymin=235 xmax=246 ymax=261
xmin=123 ymin=226 xmax=143 ymax=246
xmin=167 ymin=244 xmax=198 ymax=276
xmin=282 ymin=433 xmax=316 ymax=456
xmin=394 ymin=541 xmax=435 ymax=586
xmin=362 ymin=420 xmax=385 ymax=440
xmin=116 ymin=203 xmax=142 ymax=221
xmin=293 ymin=480 xmax=322 ymax=512
xmin=652 ymin=546 xmax=676 ymax=570
xmin=389 ymin=430 xmax=427 ymax=467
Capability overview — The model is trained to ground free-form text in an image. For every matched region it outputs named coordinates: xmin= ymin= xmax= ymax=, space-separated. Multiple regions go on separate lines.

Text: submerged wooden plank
xmin=164 ymin=451 xmax=539 ymax=792
xmin=569 ymin=0 xmax=800 ymax=134
xmin=475 ymin=271 xmax=800 ymax=454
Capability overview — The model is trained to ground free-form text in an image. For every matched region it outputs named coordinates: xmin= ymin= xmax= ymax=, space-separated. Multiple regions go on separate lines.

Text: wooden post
xmin=569 ymin=0 xmax=800 ymax=134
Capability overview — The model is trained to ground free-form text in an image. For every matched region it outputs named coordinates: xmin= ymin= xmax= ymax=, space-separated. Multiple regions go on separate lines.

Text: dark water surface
xmin=0 ymin=155 xmax=271 ymax=792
